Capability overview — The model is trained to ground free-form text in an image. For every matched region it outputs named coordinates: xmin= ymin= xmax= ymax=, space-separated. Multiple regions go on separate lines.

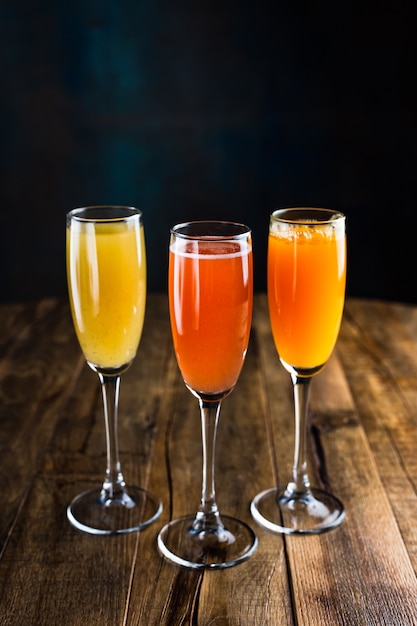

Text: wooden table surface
xmin=1 ymin=294 xmax=417 ymax=625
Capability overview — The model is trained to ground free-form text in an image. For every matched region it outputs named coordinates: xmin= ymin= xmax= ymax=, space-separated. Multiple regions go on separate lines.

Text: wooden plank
xmin=0 ymin=296 xmax=170 ymax=624
xmin=339 ymin=299 xmax=417 ymax=571
xmin=126 ymin=294 xmax=293 ymax=625
xmin=2 ymin=295 xmax=417 ymax=624
xmin=292 ymin=352 xmax=417 ymax=625
xmin=253 ymin=295 xmax=417 ymax=624
xmin=0 ymin=299 xmax=81 ymax=553
xmin=0 ymin=476 xmax=137 ymax=625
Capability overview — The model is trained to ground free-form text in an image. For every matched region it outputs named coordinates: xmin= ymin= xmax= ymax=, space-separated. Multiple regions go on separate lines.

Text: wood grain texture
xmin=1 ymin=295 xmax=417 ymax=625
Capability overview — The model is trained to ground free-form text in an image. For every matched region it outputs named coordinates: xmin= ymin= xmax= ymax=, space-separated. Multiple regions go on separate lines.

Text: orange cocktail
xmin=250 ymin=209 xmax=347 ymax=535
xmin=268 ymin=213 xmax=346 ymax=370
xmin=159 ymin=221 xmax=257 ymax=569
xmin=169 ymin=237 xmax=253 ymax=395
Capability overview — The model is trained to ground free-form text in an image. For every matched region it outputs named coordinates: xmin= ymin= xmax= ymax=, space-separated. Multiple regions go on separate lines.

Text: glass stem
xmin=98 ymin=374 xmax=127 ymax=502
xmin=193 ymin=399 xmax=223 ymax=532
xmin=287 ymin=374 xmax=312 ymax=495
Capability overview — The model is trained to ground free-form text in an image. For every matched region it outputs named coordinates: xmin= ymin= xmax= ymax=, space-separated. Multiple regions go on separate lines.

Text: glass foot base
xmin=251 ymin=486 xmax=345 ymax=535
xmin=67 ymin=486 xmax=162 ymax=535
xmin=157 ymin=514 xmax=258 ymax=569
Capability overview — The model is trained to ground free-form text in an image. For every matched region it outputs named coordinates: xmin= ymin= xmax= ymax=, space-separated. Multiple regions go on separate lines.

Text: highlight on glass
xmin=66 ymin=205 xmax=162 ymax=535
xmin=157 ymin=220 xmax=258 ymax=568
xmin=251 ymin=208 xmax=347 ymax=534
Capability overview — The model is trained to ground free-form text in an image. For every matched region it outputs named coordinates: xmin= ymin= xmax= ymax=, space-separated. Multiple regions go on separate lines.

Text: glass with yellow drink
xmin=66 ymin=206 xmax=161 ymax=535
xmin=251 ymin=208 xmax=347 ymax=534
xmin=67 ymin=219 xmax=146 ymax=369
xmin=157 ymin=221 xmax=258 ymax=569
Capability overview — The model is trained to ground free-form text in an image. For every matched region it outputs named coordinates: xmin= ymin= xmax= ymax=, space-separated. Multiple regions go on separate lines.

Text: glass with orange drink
xmin=251 ymin=208 xmax=347 ymax=534
xmin=157 ymin=221 xmax=258 ymax=569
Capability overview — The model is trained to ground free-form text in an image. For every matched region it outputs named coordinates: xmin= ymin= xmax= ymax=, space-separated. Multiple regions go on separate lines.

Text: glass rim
xmin=171 ymin=220 xmax=251 ymax=241
xmin=271 ymin=207 xmax=345 ymax=225
xmin=67 ymin=205 xmax=142 ymax=223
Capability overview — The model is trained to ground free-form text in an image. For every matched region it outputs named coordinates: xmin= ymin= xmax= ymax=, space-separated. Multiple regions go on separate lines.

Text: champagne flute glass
xmin=157 ymin=221 xmax=258 ymax=568
xmin=251 ymin=208 xmax=346 ymax=534
xmin=66 ymin=205 xmax=162 ymax=535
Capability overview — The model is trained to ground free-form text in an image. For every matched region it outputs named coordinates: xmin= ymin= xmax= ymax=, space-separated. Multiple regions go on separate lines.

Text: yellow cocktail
xmin=67 ymin=220 xmax=146 ymax=369
xmin=65 ymin=206 xmax=161 ymax=536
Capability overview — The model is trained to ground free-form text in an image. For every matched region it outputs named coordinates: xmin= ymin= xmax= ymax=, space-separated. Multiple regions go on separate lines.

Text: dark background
xmin=1 ymin=1 xmax=416 ymax=303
